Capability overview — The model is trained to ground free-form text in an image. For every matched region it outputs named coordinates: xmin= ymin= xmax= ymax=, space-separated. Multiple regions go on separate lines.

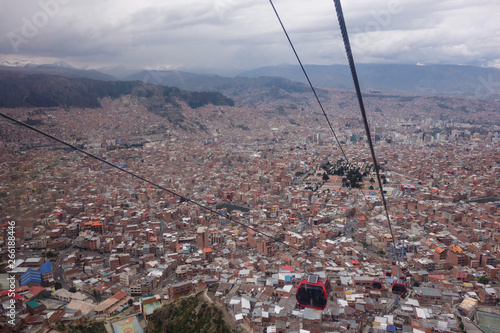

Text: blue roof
xmin=40 ymin=262 xmax=53 ymax=275
xmin=387 ymin=325 xmax=396 ymax=332
xmin=21 ymin=269 xmax=42 ymax=286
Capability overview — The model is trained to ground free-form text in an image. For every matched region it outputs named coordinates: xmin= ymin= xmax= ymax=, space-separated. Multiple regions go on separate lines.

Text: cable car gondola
xmin=371 ymin=280 xmax=382 ymax=289
xmin=391 ymin=281 xmax=407 ymax=296
xmin=296 ymin=274 xmax=331 ymax=310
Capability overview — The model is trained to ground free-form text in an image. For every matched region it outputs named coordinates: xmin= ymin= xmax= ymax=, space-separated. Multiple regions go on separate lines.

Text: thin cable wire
xmin=268 ymin=0 xmax=348 ymax=164
xmin=268 ymin=0 xmax=367 ymax=203
xmin=332 ymin=0 xmax=399 ymax=265
xmin=0 ymin=111 xmax=302 ymax=252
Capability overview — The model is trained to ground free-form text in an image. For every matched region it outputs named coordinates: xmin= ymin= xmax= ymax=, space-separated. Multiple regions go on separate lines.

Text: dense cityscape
xmin=1 ymin=82 xmax=499 ymax=333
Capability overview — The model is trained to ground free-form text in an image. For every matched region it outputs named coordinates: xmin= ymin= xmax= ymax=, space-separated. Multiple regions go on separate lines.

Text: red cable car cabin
xmin=391 ymin=281 xmax=407 ymax=295
xmin=296 ymin=275 xmax=331 ymax=310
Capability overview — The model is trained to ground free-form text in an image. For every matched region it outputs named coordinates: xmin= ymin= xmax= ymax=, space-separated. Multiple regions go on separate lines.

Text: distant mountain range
xmin=0 ymin=71 xmax=234 ymax=110
xmin=124 ymin=70 xmax=315 ymax=105
xmin=1 ymin=61 xmax=500 ymax=103
xmin=120 ymin=63 xmax=500 ymax=100
xmin=0 ymin=62 xmax=117 ymax=81
xmin=240 ymin=64 xmax=500 ymax=99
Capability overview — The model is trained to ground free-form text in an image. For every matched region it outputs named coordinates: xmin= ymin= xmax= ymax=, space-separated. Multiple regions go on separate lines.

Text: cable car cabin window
xmin=296 ymin=283 xmax=327 ymax=310
xmin=324 ymin=279 xmax=331 ymax=293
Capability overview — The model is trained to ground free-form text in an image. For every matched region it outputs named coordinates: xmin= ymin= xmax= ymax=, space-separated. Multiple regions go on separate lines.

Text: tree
xmin=128 ymin=298 xmax=133 ymax=306
xmin=478 ymin=275 xmax=490 ymax=284
xmin=54 ymin=282 xmax=62 ymax=290
xmin=35 ymin=290 xmax=51 ymax=300
xmin=322 ymin=172 xmax=330 ymax=181
xmin=340 ymin=166 xmax=364 ymax=189
xmin=93 ymin=289 xmax=103 ymax=303
xmin=69 ymin=287 xmax=77 ymax=293
xmin=46 ymin=251 xmax=58 ymax=258
xmin=342 ymin=177 xmax=348 ymax=187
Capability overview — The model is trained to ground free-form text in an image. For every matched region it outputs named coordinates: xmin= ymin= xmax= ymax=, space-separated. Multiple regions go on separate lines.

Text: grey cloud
xmin=0 ymin=0 xmax=498 ymax=71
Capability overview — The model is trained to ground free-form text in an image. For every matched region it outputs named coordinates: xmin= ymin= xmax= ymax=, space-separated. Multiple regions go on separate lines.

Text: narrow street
xmin=53 ymin=246 xmax=71 ymax=289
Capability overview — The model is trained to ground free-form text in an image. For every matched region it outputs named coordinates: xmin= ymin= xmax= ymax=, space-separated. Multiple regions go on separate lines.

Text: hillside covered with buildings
xmin=1 ymin=74 xmax=500 ymax=333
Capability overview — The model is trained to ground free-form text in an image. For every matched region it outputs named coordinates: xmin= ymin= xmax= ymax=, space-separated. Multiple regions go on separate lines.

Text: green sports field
xmin=477 ymin=311 xmax=500 ymax=333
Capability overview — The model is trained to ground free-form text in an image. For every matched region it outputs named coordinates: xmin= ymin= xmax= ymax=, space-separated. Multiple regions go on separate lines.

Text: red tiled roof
xmin=29 ymin=286 xmax=46 ymax=296
xmin=111 ymin=291 xmax=127 ymax=300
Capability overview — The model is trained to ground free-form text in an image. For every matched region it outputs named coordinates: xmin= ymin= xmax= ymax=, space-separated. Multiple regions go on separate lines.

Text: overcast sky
xmin=1 ymin=0 xmax=499 ymax=74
